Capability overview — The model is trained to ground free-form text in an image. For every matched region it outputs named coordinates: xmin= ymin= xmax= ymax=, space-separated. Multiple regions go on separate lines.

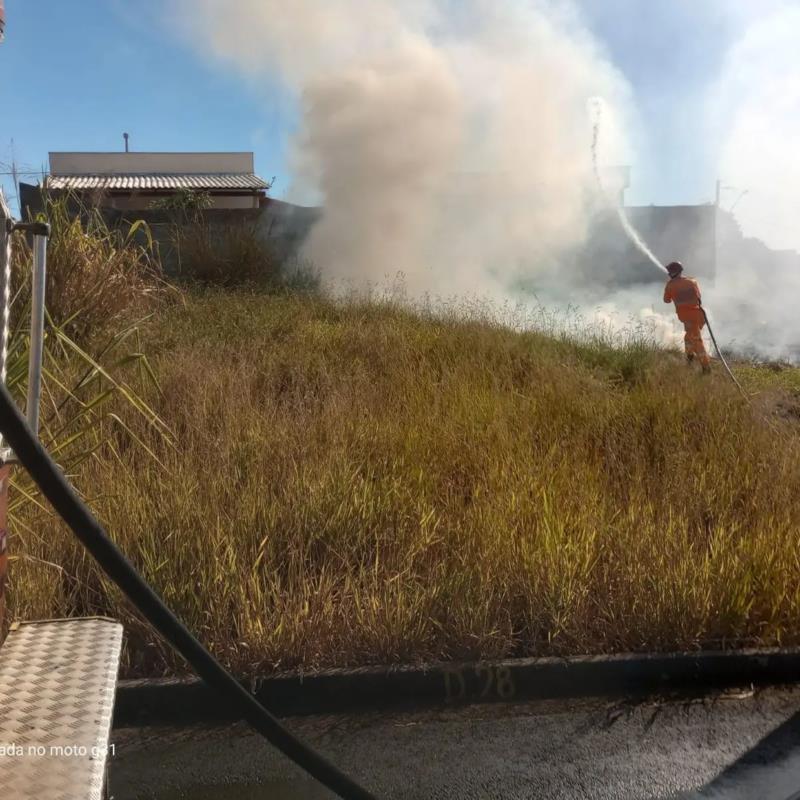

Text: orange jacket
xmin=664 ymin=276 xmax=702 ymax=319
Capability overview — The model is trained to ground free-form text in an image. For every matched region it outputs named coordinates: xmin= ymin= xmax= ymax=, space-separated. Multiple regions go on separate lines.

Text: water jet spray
xmin=589 ymin=98 xmax=666 ymax=275
xmin=589 ymin=98 xmax=746 ymax=393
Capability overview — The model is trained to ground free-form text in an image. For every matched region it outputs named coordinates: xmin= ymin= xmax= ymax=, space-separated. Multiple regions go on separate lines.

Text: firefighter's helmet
xmin=666 ymin=261 xmax=683 ymax=277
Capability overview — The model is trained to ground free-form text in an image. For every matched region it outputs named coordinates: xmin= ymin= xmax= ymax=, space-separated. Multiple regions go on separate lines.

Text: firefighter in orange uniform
xmin=663 ymin=261 xmax=711 ymax=374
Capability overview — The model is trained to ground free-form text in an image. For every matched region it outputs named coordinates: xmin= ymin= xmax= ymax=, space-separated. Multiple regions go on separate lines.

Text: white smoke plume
xmin=713 ymin=3 xmax=800 ymax=254
xmin=174 ymin=0 xmax=636 ymax=296
xmin=691 ymin=1 xmax=800 ymax=360
xmin=171 ymin=0 xmax=800 ymax=360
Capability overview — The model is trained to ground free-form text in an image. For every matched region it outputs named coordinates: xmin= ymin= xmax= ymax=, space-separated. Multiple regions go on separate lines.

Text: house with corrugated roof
xmin=45 ymin=151 xmax=270 ymax=211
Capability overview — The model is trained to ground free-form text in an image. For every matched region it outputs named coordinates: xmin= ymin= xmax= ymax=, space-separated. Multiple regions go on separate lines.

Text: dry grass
xmin=8 ymin=288 xmax=800 ymax=677
xmin=12 ymin=195 xmax=168 ymax=345
xmin=173 ymin=219 xmax=283 ymax=288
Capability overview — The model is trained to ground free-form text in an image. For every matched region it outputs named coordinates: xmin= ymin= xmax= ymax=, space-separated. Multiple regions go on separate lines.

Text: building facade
xmin=46 ymin=152 xmax=270 ymax=210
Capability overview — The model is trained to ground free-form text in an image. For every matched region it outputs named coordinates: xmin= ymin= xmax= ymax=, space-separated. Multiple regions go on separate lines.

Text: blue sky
xmin=0 ymin=0 xmax=296 ymax=211
xmin=0 ymin=0 xmax=761 ymax=214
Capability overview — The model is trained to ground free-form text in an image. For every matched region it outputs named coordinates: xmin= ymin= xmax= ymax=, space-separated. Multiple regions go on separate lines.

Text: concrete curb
xmin=113 ymin=648 xmax=800 ymax=726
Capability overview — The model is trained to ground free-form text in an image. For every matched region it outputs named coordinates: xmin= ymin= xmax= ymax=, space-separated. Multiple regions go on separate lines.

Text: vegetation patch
xmin=9 ymin=286 xmax=800 ymax=677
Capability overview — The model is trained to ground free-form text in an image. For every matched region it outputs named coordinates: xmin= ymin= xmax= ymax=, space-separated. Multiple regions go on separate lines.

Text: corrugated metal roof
xmin=47 ymin=173 xmax=269 ymax=191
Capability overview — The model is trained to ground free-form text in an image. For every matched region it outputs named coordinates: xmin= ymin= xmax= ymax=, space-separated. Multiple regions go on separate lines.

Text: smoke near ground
xmin=174 ymin=1 xmax=800 ymax=360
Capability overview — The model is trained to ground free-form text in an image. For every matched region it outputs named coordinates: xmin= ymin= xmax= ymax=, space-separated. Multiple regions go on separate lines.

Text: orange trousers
xmin=677 ymin=307 xmax=710 ymax=366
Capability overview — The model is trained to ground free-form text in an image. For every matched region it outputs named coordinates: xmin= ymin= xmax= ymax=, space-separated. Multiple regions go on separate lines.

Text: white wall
xmin=50 ymin=152 xmax=255 ymax=175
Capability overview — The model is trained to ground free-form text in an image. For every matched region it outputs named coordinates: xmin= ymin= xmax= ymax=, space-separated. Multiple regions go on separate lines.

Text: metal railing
xmin=20 ymin=221 xmax=49 ymax=437
xmin=0 ymin=191 xmax=50 ymax=459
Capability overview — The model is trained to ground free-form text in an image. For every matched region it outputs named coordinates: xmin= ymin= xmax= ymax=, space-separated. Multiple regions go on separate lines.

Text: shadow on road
xmin=690 ymin=709 xmax=800 ymax=799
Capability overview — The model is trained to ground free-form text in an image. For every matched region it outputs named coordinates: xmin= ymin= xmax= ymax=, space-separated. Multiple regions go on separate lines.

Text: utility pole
xmin=715 ymin=179 xmax=721 ymax=207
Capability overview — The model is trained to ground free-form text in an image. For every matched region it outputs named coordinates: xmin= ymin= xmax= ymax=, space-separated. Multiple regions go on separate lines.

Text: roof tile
xmin=47 ymin=173 xmax=269 ymax=191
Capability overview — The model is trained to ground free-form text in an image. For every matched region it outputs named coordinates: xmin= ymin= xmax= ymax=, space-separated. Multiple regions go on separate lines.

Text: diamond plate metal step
xmin=0 ymin=617 xmax=123 ymax=799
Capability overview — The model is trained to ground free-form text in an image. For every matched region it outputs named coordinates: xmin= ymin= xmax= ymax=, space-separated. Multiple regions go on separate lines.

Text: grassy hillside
xmin=10 ymin=288 xmax=800 ymax=676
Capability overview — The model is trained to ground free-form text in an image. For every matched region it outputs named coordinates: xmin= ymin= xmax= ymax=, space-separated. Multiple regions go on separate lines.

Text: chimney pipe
xmin=123 ymin=132 xmax=129 ymax=153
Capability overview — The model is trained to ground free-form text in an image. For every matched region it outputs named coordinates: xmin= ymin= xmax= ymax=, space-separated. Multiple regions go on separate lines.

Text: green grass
xmin=733 ymin=362 xmax=800 ymax=393
xmin=9 ymin=288 xmax=800 ymax=676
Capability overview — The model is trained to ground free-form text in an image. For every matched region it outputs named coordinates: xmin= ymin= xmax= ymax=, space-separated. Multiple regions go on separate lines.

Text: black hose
xmin=0 ymin=383 xmax=376 ymax=800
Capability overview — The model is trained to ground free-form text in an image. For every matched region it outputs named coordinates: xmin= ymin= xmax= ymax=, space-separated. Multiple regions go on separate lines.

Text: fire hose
xmin=0 ymin=382 xmax=376 ymax=800
xmin=700 ymin=305 xmax=748 ymax=399
xmin=592 ymin=103 xmax=749 ymax=401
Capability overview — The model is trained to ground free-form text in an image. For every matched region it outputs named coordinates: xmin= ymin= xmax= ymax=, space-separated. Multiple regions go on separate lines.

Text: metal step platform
xmin=0 ymin=617 xmax=123 ymax=799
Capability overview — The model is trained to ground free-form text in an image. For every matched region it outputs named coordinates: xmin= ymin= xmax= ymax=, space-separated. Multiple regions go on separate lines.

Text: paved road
xmin=110 ymin=687 xmax=800 ymax=799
